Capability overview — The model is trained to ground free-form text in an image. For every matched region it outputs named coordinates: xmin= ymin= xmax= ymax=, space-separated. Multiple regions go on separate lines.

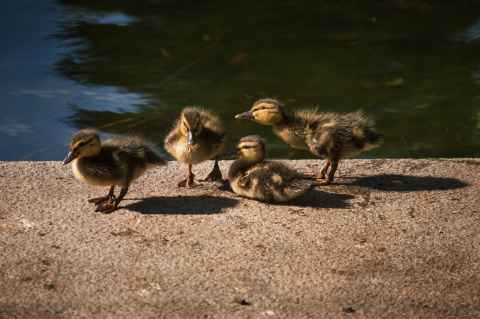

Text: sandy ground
xmin=0 ymin=159 xmax=479 ymax=319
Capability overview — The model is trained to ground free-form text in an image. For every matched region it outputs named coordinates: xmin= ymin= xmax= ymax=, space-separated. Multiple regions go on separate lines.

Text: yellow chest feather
xmin=72 ymin=159 xmax=89 ymax=184
xmin=72 ymin=159 xmax=114 ymax=186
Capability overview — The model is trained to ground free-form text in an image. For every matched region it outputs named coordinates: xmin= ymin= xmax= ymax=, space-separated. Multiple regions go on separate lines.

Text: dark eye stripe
xmin=253 ymin=106 xmax=277 ymax=112
xmin=75 ymin=138 xmax=93 ymax=148
xmin=238 ymin=144 xmax=259 ymax=150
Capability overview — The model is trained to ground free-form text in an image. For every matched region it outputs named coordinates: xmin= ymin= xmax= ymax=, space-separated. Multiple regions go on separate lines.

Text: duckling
xmin=63 ymin=129 xmax=166 ymax=213
xmin=235 ymin=98 xmax=382 ymax=185
xmin=228 ymin=135 xmax=314 ymax=203
xmin=164 ymin=107 xmax=226 ymax=187
xmin=303 ymin=111 xmax=382 ymax=185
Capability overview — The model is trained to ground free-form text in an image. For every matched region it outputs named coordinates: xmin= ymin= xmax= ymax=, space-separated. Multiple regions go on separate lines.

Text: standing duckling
xmin=228 ymin=135 xmax=313 ymax=203
xmin=164 ymin=107 xmax=225 ymax=187
xmin=235 ymin=98 xmax=382 ymax=185
xmin=63 ymin=129 xmax=166 ymax=213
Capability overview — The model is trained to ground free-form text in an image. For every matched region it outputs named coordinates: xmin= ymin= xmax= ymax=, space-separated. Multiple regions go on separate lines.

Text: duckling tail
xmin=352 ymin=126 xmax=383 ymax=151
xmin=364 ymin=128 xmax=383 ymax=145
xmin=282 ymin=178 xmax=314 ymax=200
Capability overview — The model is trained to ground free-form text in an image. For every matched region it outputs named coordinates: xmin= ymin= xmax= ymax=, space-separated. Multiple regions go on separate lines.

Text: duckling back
xmin=273 ymin=109 xmax=344 ymax=151
xmin=305 ymin=111 xmax=382 ymax=158
xmin=104 ymin=137 xmax=166 ymax=166
xmin=229 ymin=161 xmax=313 ymax=203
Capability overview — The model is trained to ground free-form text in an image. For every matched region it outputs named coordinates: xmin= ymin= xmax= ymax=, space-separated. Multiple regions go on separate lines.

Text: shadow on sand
xmin=123 ymin=195 xmax=239 ymax=215
xmin=288 ymin=189 xmax=354 ymax=209
xmin=341 ymin=174 xmax=468 ymax=192
xmin=218 ymin=182 xmax=354 ymax=209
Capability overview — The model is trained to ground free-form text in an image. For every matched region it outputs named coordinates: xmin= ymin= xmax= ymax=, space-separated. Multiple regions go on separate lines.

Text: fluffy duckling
xmin=303 ymin=111 xmax=382 ymax=185
xmin=228 ymin=135 xmax=314 ymax=203
xmin=235 ymin=98 xmax=382 ymax=185
xmin=63 ymin=129 xmax=166 ymax=213
xmin=164 ymin=107 xmax=226 ymax=187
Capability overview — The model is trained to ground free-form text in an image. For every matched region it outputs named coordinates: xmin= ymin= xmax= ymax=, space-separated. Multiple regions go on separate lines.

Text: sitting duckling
xmin=164 ymin=107 xmax=225 ymax=187
xmin=63 ymin=129 xmax=166 ymax=213
xmin=228 ymin=135 xmax=313 ymax=203
xmin=235 ymin=98 xmax=382 ymax=185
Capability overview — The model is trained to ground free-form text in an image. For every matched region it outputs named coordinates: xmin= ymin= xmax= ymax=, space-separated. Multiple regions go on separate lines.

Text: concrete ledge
xmin=1 ymin=159 xmax=479 ymax=318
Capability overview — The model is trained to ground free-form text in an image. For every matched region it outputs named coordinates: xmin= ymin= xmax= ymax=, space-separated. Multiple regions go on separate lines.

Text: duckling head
xmin=63 ymin=129 xmax=101 ymax=165
xmin=180 ymin=107 xmax=203 ymax=146
xmin=236 ymin=135 xmax=266 ymax=163
xmin=235 ymin=98 xmax=286 ymax=126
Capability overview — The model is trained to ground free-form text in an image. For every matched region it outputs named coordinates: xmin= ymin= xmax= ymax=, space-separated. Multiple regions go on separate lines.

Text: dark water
xmin=1 ymin=0 xmax=480 ymax=160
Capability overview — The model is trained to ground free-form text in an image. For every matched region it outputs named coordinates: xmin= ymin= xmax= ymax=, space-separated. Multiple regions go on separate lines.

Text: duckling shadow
xmin=342 ymin=174 xmax=468 ymax=192
xmin=292 ymin=189 xmax=354 ymax=209
xmin=123 ymin=195 xmax=239 ymax=215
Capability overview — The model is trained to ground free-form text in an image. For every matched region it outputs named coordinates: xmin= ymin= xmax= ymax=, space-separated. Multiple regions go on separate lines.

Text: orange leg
xmin=178 ymin=164 xmax=197 ymax=187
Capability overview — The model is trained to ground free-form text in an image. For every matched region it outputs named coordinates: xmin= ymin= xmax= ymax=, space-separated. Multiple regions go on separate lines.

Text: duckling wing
xmin=78 ymin=148 xmax=127 ymax=184
xmin=199 ymin=109 xmax=225 ymax=135
xmin=164 ymin=128 xmax=183 ymax=159
xmin=193 ymin=127 xmax=226 ymax=161
xmin=198 ymin=128 xmax=225 ymax=146
xmin=105 ymin=137 xmax=166 ymax=166
xmin=293 ymin=110 xmax=337 ymax=137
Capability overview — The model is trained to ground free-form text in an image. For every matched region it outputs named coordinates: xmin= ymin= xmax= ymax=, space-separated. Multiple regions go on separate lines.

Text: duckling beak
xmin=234 ymin=111 xmax=253 ymax=120
xmin=62 ymin=151 xmax=76 ymax=165
xmin=187 ymin=131 xmax=194 ymax=146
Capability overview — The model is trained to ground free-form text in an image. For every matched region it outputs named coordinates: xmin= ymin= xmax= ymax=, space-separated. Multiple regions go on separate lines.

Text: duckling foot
xmin=177 ymin=174 xmax=197 ymax=188
xmin=95 ymin=201 xmax=118 ymax=214
xmin=88 ymin=186 xmax=115 ymax=205
xmin=88 ymin=195 xmax=115 ymax=205
xmin=201 ymin=161 xmax=223 ymax=182
xmin=302 ymin=172 xmax=326 ymax=180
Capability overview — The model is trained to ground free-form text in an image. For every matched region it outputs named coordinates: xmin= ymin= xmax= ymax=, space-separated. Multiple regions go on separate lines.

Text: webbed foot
xmin=177 ymin=173 xmax=197 ymax=188
xmin=302 ymin=172 xmax=326 ymax=180
xmin=201 ymin=161 xmax=223 ymax=182
xmin=94 ymin=200 xmax=118 ymax=214
xmin=88 ymin=195 xmax=115 ymax=205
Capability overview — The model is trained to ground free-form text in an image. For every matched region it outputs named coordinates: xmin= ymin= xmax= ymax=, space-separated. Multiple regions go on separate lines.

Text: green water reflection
xmin=56 ymin=0 xmax=480 ymax=158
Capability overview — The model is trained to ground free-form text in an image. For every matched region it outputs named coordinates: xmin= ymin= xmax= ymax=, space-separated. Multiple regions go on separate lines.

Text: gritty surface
xmin=0 ymin=159 xmax=479 ymax=319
